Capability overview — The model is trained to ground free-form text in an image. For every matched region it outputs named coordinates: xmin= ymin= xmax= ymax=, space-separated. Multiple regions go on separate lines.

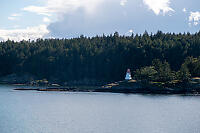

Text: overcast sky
xmin=0 ymin=0 xmax=200 ymax=41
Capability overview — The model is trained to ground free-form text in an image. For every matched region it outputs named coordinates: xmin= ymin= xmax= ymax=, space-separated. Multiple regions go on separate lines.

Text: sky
xmin=0 ymin=0 xmax=200 ymax=41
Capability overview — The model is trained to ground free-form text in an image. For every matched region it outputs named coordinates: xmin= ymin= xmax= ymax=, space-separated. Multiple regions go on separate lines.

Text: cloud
xmin=143 ymin=0 xmax=174 ymax=15
xmin=8 ymin=17 xmax=17 ymax=20
xmin=0 ymin=25 xmax=49 ymax=42
xmin=8 ymin=13 xmax=22 ymax=21
xmin=47 ymin=0 xmax=131 ymax=38
xmin=47 ymin=0 xmax=182 ymax=38
xmin=23 ymin=0 xmax=105 ymax=17
xmin=43 ymin=17 xmax=51 ymax=23
xmin=19 ymin=0 xmax=192 ymax=39
xmin=23 ymin=6 xmax=51 ymax=16
xmin=20 ymin=0 xmax=113 ymax=40
xmin=189 ymin=11 xmax=200 ymax=26
xmin=11 ymin=13 xmax=22 ymax=17
xmin=120 ymin=0 xmax=127 ymax=6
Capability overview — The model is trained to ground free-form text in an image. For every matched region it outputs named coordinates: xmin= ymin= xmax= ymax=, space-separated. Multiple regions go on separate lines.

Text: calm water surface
xmin=0 ymin=85 xmax=200 ymax=133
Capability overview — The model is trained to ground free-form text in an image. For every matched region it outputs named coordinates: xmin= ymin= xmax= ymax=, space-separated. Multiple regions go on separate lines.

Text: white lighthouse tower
xmin=125 ymin=69 xmax=132 ymax=80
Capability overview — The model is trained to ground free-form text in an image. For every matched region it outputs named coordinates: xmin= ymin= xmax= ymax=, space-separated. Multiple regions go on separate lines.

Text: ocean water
xmin=0 ymin=85 xmax=200 ymax=133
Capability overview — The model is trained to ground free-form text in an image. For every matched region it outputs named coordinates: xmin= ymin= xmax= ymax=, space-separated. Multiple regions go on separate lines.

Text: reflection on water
xmin=0 ymin=85 xmax=200 ymax=133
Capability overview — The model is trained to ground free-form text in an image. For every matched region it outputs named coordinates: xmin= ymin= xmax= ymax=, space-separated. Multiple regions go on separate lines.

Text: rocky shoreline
xmin=14 ymin=79 xmax=200 ymax=95
xmin=2 ymin=74 xmax=200 ymax=95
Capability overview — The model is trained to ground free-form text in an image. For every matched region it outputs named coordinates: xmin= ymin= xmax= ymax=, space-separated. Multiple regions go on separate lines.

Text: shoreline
xmin=4 ymin=79 xmax=199 ymax=95
xmin=14 ymin=86 xmax=200 ymax=95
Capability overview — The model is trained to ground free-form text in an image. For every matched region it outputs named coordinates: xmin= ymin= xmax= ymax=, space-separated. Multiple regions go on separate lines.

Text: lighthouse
xmin=125 ymin=69 xmax=132 ymax=80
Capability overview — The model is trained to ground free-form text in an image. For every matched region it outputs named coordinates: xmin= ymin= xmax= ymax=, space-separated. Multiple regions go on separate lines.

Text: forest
xmin=0 ymin=31 xmax=200 ymax=84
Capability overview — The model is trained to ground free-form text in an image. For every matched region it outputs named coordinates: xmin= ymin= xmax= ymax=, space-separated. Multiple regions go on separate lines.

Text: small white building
xmin=125 ymin=69 xmax=132 ymax=80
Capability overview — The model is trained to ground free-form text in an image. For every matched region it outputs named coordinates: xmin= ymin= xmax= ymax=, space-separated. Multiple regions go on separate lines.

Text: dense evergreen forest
xmin=0 ymin=31 xmax=200 ymax=84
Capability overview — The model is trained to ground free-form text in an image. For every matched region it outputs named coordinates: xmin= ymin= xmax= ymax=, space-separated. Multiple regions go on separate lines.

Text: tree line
xmin=0 ymin=31 xmax=200 ymax=83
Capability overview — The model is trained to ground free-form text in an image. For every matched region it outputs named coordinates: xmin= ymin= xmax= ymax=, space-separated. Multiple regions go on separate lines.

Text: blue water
xmin=0 ymin=85 xmax=200 ymax=133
